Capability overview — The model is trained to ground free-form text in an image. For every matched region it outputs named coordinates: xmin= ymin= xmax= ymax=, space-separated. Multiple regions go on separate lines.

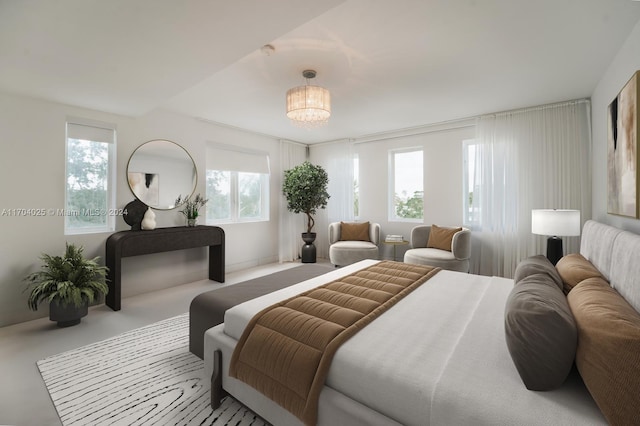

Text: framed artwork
xmin=128 ymin=172 xmax=159 ymax=206
xmin=608 ymin=70 xmax=640 ymax=218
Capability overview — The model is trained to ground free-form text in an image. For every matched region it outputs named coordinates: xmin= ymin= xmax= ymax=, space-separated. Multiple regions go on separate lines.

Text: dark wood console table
xmin=105 ymin=226 xmax=225 ymax=311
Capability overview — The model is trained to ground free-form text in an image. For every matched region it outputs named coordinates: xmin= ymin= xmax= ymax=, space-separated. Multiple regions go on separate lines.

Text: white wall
xmin=0 ymin=93 xmax=282 ymax=327
xmin=591 ymin=19 xmax=640 ymax=233
xmin=310 ymin=124 xmax=475 ymax=260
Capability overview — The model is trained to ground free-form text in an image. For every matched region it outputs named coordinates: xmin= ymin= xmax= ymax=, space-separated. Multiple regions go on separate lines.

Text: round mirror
xmin=127 ymin=139 xmax=197 ymax=210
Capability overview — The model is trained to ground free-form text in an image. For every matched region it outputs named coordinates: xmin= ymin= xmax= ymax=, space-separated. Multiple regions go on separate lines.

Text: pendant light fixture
xmin=286 ymin=70 xmax=331 ymax=127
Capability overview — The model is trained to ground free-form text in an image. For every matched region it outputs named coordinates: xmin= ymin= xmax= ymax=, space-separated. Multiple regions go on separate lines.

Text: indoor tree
xmin=282 ymin=161 xmax=330 ymax=234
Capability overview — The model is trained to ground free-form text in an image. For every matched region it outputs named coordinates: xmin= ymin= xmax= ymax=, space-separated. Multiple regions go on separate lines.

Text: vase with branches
xmin=175 ymin=193 xmax=208 ymax=226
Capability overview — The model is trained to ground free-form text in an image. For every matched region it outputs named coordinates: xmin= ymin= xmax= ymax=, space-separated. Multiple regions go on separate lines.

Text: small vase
xmin=187 ymin=218 xmax=197 ymax=227
xmin=141 ymin=207 xmax=156 ymax=230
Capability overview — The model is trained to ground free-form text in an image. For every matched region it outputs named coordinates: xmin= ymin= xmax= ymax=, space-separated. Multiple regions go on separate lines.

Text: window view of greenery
xmin=65 ymin=138 xmax=109 ymax=231
xmin=206 ymin=170 xmax=231 ymax=221
xmin=238 ymin=172 xmax=262 ymax=219
xmin=206 ymin=170 xmax=268 ymax=223
xmin=392 ymin=149 xmax=423 ymax=220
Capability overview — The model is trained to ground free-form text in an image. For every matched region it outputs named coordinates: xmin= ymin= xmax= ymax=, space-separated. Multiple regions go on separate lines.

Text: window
xmin=206 ymin=144 xmax=269 ymax=224
xmin=206 ymin=170 xmax=231 ymax=221
xmin=65 ymin=119 xmax=116 ymax=234
xmin=389 ymin=148 xmax=423 ymax=221
xmin=463 ymin=139 xmax=480 ymax=227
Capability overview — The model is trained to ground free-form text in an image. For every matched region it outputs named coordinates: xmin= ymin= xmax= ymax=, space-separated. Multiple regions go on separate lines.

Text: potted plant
xmin=175 ymin=193 xmax=208 ymax=226
xmin=282 ymin=161 xmax=330 ymax=263
xmin=24 ymin=243 xmax=109 ymax=327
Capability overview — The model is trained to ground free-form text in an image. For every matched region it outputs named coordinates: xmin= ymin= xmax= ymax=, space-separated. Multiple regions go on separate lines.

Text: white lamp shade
xmin=531 ymin=209 xmax=581 ymax=237
xmin=286 ymin=85 xmax=331 ymax=124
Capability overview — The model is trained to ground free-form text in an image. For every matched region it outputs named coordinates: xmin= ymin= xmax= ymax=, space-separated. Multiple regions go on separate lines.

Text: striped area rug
xmin=37 ymin=314 xmax=266 ymax=426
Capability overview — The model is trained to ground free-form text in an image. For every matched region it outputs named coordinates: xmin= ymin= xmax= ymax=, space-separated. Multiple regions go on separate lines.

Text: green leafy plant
xmin=282 ymin=161 xmax=330 ymax=233
xmin=175 ymin=193 xmax=208 ymax=220
xmin=395 ymin=190 xmax=424 ymax=219
xmin=24 ymin=243 xmax=109 ymax=311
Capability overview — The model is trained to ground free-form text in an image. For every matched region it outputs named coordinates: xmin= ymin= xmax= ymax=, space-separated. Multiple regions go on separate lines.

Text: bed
xmin=203 ymin=220 xmax=640 ymax=425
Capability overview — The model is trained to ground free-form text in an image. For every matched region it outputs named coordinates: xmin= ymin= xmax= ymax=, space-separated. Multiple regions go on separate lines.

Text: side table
xmin=383 ymin=240 xmax=409 ymax=261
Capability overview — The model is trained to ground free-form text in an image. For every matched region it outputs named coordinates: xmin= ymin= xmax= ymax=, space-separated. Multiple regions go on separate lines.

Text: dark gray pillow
xmin=504 ymin=273 xmax=577 ymax=391
xmin=513 ymin=255 xmax=563 ymax=291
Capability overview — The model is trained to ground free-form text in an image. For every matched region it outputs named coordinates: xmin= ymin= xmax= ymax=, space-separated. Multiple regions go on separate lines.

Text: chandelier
xmin=286 ymin=70 xmax=331 ymax=127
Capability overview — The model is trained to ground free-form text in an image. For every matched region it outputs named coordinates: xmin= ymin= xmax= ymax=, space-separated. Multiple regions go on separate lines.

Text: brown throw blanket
xmin=229 ymin=261 xmax=440 ymax=425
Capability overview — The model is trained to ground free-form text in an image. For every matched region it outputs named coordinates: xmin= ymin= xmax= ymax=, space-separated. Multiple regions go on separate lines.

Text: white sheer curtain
xmin=470 ymin=100 xmax=592 ymax=277
xmin=278 ymin=140 xmax=307 ymax=263
xmin=309 ymin=139 xmax=355 ymax=259
xmin=326 ymin=140 xmax=355 ymax=223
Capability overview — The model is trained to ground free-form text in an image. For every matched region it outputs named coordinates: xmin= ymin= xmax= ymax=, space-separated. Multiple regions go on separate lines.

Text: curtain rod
xmin=311 ymin=117 xmax=475 ymax=147
xmin=479 ymin=98 xmax=591 ymax=119
xmin=353 ymin=119 xmax=475 ymax=145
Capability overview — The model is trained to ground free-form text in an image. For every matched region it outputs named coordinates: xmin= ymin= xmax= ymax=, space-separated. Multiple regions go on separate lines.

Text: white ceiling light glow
xmin=286 ymin=70 xmax=331 ymax=128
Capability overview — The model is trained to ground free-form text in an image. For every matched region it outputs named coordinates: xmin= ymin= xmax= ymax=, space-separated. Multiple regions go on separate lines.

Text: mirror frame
xmin=126 ymin=139 xmax=197 ymax=210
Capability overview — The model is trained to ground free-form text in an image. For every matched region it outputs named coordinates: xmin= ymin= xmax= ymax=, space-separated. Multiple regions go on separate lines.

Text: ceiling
xmin=1 ymin=0 xmax=640 ymax=144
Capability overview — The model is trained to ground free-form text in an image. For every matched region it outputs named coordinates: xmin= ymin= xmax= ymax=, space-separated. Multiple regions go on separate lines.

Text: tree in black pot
xmin=282 ymin=161 xmax=330 ymax=263
xmin=24 ymin=243 xmax=109 ymax=327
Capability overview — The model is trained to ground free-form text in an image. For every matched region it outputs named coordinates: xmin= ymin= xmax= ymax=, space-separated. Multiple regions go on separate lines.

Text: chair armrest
xmin=452 ymin=229 xmax=471 ymax=260
xmin=369 ymin=223 xmax=381 ymax=245
xmin=329 ymin=222 xmax=341 ymax=244
xmin=410 ymin=226 xmax=431 ymax=248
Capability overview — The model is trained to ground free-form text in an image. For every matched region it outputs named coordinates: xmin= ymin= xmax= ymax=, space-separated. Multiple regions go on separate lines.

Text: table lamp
xmin=531 ymin=209 xmax=581 ymax=265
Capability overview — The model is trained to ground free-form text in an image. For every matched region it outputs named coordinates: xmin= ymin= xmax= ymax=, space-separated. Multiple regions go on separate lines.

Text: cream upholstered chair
xmin=329 ymin=221 xmax=380 ymax=267
xmin=403 ymin=225 xmax=471 ymax=272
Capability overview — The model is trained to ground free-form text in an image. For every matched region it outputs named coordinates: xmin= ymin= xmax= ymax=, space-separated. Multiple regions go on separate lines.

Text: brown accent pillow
xmin=567 ymin=277 xmax=640 ymax=426
xmin=556 ymin=253 xmax=604 ymax=294
xmin=426 ymin=224 xmax=462 ymax=252
xmin=513 ymin=255 xmax=563 ymax=291
xmin=340 ymin=221 xmax=370 ymax=242
xmin=504 ymin=273 xmax=577 ymax=391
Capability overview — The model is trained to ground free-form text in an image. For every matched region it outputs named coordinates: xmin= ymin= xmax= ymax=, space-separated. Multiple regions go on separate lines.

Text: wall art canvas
xmin=608 ymin=71 xmax=640 ymax=218
xmin=128 ymin=172 xmax=159 ymax=206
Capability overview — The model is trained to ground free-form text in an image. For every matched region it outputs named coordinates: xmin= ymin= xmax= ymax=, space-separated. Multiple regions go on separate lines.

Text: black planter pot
xmin=49 ymin=298 xmax=88 ymax=327
xmin=301 ymin=232 xmax=317 ymax=263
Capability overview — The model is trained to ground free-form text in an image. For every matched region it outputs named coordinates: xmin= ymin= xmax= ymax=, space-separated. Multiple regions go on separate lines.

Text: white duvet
xmin=219 ymin=260 xmax=606 ymax=425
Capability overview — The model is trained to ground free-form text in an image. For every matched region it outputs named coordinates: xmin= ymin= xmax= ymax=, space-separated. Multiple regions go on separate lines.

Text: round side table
xmin=383 ymin=240 xmax=409 ymax=261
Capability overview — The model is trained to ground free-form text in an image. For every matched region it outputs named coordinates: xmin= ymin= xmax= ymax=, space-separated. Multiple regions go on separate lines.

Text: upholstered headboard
xmin=580 ymin=220 xmax=640 ymax=312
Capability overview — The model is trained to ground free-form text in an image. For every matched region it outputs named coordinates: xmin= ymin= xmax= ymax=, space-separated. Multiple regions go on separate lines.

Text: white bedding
xmin=430 ymin=275 xmax=605 ymax=425
xmin=206 ymin=259 xmax=606 ymax=425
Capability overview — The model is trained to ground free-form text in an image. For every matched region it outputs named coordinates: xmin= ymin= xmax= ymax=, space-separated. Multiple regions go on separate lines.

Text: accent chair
xmin=329 ymin=221 xmax=380 ymax=267
xmin=403 ymin=224 xmax=471 ymax=272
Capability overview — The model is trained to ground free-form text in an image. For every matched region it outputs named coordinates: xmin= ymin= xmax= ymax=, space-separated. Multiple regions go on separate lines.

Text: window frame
xmin=206 ymin=170 xmax=269 ymax=224
xmin=64 ymin=118 xmax=116 ymax=235
xmin=388 ymin=147 xmax=424 ymax=223
xmin=205 ymin=143 xmax=270 ymax=225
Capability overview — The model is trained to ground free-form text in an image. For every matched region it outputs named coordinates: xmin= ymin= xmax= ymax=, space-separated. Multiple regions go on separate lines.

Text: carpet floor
xmin=37 ymin=313 xmax=266 ymax=426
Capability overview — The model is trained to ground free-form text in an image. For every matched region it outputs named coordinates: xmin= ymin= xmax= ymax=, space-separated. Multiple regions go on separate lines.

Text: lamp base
xmin=546 ymin=236 xmax=563 ymax=266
